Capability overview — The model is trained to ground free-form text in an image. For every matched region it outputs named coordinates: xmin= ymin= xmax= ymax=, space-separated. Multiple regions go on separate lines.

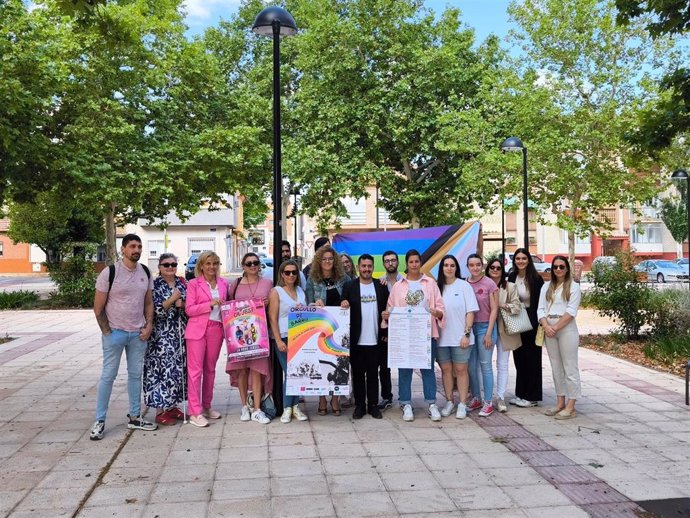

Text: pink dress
xmin=225 ymin=277 xmax=274 ymax=393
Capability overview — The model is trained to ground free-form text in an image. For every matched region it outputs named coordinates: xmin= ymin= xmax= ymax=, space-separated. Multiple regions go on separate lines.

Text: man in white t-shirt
xmin=341 ymin=254 xmax=390 ymax=419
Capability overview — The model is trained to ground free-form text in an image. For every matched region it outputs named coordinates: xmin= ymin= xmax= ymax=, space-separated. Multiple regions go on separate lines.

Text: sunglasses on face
xmin=160 ymin=263 xmax=178 ymax=268
xmin=553 ymin=264 xmax=567 ymax=270
xmin=283 ymin=270 xmax=298 ymax=276
xmin=489 ymin=265 xmax=502 ymax=271
xmin=244 ymin=260 xmax=260 ymax=267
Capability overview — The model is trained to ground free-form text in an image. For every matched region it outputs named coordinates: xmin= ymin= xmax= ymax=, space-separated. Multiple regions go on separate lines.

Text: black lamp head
xmin=252 ymin=6 xmax=298 ymax=36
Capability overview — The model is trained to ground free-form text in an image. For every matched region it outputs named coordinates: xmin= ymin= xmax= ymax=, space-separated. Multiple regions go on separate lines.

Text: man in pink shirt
xmin=90 ymin=234 xmax=156 ymax=440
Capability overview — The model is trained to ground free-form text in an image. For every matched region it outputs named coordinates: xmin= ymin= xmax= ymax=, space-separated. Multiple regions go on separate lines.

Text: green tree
xmin=615 ymin=0 xmax=690 ymax=151
xmin=507 ymin=0 xmax=670 ymax=264
xmin=659 ymin=181 xmax=688 ymax=255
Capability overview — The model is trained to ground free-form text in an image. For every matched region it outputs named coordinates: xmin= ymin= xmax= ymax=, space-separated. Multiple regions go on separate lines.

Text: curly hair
xmin=309 ymin=245 xmax=345 ymax=283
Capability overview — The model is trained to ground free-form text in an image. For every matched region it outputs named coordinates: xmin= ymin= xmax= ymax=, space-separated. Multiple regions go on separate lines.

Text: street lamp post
xmin=252 ymin=6 xmax=298 ymax=286
xmin=672 ymin=169 xmax=690 ymax=288
xmin=500 ymin=137 xmax=529 ymax=250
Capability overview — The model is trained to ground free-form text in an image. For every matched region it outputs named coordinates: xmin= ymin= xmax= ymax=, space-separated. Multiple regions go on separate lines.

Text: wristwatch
xmin=464 ymin=331 xmax=471 ymax=338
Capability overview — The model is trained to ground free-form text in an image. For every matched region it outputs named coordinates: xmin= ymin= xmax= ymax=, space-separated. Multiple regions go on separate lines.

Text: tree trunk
xmin=105 ymin=203 xmax=117 ymax=265
xmin=568 ymin=230 xmax=576 ymax=267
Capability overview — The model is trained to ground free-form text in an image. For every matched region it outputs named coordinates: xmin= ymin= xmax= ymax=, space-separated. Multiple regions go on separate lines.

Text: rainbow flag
xmin=332 ymin=221 xmax=481 ymax=279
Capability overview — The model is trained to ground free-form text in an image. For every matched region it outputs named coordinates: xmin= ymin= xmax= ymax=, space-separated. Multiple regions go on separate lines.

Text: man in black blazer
xmin=340 ymin=254 xmax=390 ymax=419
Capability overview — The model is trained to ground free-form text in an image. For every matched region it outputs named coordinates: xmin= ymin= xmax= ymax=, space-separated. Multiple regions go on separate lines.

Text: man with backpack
xmin=90 ymin=234 xmax=157 ymax=440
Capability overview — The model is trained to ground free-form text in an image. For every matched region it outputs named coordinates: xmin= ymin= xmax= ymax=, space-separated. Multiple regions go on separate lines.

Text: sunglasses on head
xmin=553 ymin=264 xmax=567 ymax=270
xmin=160 ymin=262 xmax=178 ymax=268
xmin=283 ymin=270 xmax=298 ymax=276
xmin=244 ymin=260 xmax=260 ymax=267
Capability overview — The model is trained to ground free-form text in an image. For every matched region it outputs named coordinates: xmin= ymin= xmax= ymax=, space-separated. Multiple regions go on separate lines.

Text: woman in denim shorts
xmin=435 ymin=255 xmax=479 ymax=419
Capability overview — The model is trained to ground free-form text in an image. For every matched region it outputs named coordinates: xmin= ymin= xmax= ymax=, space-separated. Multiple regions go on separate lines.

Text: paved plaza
xmin=0 ymin=309 xmax=689 ymax=518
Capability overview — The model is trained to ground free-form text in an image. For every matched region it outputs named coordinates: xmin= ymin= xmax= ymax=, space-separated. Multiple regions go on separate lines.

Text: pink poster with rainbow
xmin=286 ymin=306 xmax=350 ymax=396
xmin=221 ymin=298 xmax=270 ymax=363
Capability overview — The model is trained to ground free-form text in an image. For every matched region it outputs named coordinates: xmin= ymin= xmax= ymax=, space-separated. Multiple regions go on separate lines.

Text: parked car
xmin=260 ymin=257 xmax=274 ymax=270
xmin=634 ymin=259 xmax=689 ymax=283
xmin=676 ymin=258 xmax=689 ymax=267
xmin=532 ymin=256 xmax=551 ymax=273
xmin=184 ymin=254 xmax=198 ymax=280
xmin=592 ymin=256 xmax=617 ymax=269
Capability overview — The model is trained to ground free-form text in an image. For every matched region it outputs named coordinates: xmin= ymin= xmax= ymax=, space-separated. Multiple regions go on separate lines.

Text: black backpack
xmin=107 ymin=263 xmax=151 ymax=293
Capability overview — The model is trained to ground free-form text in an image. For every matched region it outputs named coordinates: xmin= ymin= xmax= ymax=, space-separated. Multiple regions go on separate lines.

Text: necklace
xmin=243 ymin=276 xmax=259 ymax=299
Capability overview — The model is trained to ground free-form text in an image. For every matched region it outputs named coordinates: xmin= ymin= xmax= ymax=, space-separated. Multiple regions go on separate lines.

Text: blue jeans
xmin=469 ymin=322 xmax=497 ymax=402
xmin=398 ymin=339 xmax=437 ymax=405
xmin=273 ymin=338 xmax=299 ymax=408
xmin=96 ymin=329 xmax=147 ymax=422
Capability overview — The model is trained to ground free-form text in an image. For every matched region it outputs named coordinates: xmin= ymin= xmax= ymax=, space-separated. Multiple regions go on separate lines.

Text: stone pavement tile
xmin=208 ymin=497 xmax=272 ymax=517
xmin=331 ymin=491 xmax=397 ymax=516
xmin=502 ymin=483 xmax=572 ymax=507
xmin=455 ymin=438 xmax=514 ymax=454
xmin=604 ymin=479 xmax=689 ymax=501
xmin=399 ymin=426 xmax=452 ymax=442
xmin=172 ymin=434 xmax=222 ymax=451
xmin=432 ymin=468 xmax=494 ymax=489
xmin=220 ymin=431 xmax=268 ymax=447
xmin=0 ymin=442 xmax=22 ymax=458
xmin=371 ymin=454 xmax=427 ymax=473
xmin=142 ymin=501 xmax=207 ymax=518
xmin=485 ymin=467 xmax=547 ymax=486
xmin=11 ymin=410 xmax=64 ymax=423
xmin=99 ymin=466 xmax=160 ymax=487
xmin=110 ymin=449 xmax=168 ymax=469
xmin=218 ymin=445 xmax=269 ymax=463
xmin=0 ymin=489 xmax=28 ymax=515
xmin=322 ymin=456 xmax=375 ymax=476
xmin=390 ymin=487 xmax=458 ymax=514
xmin=85 ymin=482 xmax=155 ymax=507
xmin=0 ymin=469 xmax=47 ymax=491
xmin=540 ymin=434 xmax=602 ymax=451
xmin=648 ymin=419 xmax=690 ymax=432
xmin=466 ymin=451 xmax=529 ymax=469
xmin=268 ymin=432 xmax=316 ymax=447
xmin=356 ymin=429 xmax=406 ymax=443
xmin=269 ymin=444 xmax=319 ymax=460
xmin=314 ymin=430 xmax=360 ymax=445
xmin=8 ymin=451 xmax=65 ymax=472
xmin=158 ymin=462 xmax=216 ymax=483
xmin=409 ymin=439 xmax=457 ymax=455
xmin=271 ymin=494 xmax=336 ymax=518
xmin=165 ymin=448 xmax=219 ymax=467
xmin=419 ymin=452 xmax=472 ymax=471
xmin=463 ymin=510 xmax=528 ymax=518
xmin=362 ymin=441 xmax=412 ymax=457
xmin=560 ymin=447 xmax=625 ymax=467
xmin=271 ymin=474 xmax=329 ymax=496
xmin=150 ymin=480 xmax=214 ymax=503
xmin=212 ymin=478 xmax=269 ymax=501
xmin=650 ymin=445 xmax=690 ymax=462
xmin=581 ymin=501 xmax=648 ymax=518
xmin=0 ymin=427 xmax=43 ymax=446
xmin=270 ymin=458 xmax=322 ymax=478
xmin=379 ymin=470 xmax=440 ymax=491
xmin=523 ymin=506 xmax=590 ymax=518
xmin=447 ymin=485 xmax=514 ymax=511
xmin=35 ymin=468 xmax=97 ymax=490
xmin=317 ymin=442 xmax=368 ymax=458
xmin=215 ymin=460 xmax=269 ymax=480
xmin=12 ymin=486 xmax=85 ymax=513
xmin=19 ymin=441 xmax=74 ymax=456
xmin=11 ymin=509 xmax=78 ymax=518
xmin=32 ymin=428 xmax=87 ymax=443
xmin=327 ymin=472 xmax=386 ymax=494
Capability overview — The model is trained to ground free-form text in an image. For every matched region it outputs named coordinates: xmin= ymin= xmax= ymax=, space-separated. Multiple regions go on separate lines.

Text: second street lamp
xmin=252 ymin=6 xmax=298 ymax=286
xmin=671 ymin=168 xmax=690 ymax=289
xmin=500 ymin=137 xmax=529 ymax=250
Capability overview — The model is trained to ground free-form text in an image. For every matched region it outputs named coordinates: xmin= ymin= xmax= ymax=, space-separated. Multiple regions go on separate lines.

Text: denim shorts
xmin=436 ymin=345 xmax=471 ymax=364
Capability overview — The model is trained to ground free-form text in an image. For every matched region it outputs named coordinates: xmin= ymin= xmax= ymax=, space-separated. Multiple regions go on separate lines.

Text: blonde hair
xmin=309 ymin=245 xmax=345 ymax=283
xmin=545 ymin=255 xmax=572 ymax=303
xmin=195 ymin=250 xmax=220 ymax=278
xmin=277 ymin=259 xmax=301 ymax=288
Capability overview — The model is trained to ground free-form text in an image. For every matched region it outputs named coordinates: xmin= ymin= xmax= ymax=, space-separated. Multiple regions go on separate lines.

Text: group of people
xmin=89 ymin=233 xmax=582 ymax=441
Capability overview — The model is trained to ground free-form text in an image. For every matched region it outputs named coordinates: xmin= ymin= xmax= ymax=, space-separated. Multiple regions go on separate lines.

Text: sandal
xmin=544 ymin=407 xmax=565 ymax=417
xmin=318 ymin=397 xmax=328 ymax=416
xmin=554 ymin=409 xmax=577 ymax=420
xmin=330 ymin=397 xmax=341 ymax=416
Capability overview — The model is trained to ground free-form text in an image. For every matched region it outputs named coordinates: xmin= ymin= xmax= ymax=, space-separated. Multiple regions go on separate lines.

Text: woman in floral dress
xmin=144 ymin=253 xmax=188 ymax=425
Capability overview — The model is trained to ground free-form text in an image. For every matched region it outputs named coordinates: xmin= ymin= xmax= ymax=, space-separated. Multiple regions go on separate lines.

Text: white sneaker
xmin=456 ymin=402 xmax=467 ymax=419
xmin=292 ymin=405 xmax=308 ymax=421
xmin=497 ymin=398 xmax=508 ymax=413
xmin=440 ymin=400 xmax=455 ymax=417
xmin=514 ymin=398 xmax=537 ymax=408
xmin=280 ymin=407 xmax=292 ymax=424
xmin=428 ymin=404 xmax=442 ymax=422
xmin=251 ymin=409 xmax=270 ymax=424
xmin=240 ymin=405 xmax=251 ymax=422
xmin=402 ymin=404 xmax=414 ymax=422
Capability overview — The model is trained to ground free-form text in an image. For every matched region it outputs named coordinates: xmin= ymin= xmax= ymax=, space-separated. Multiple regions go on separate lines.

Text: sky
xmin=183 ymin=0 xmax=516 ymax=45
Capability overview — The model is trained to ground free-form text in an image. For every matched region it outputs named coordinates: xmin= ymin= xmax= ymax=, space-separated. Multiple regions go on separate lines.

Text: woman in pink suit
xmin=185 ymin=251 xmax=229 ymax=427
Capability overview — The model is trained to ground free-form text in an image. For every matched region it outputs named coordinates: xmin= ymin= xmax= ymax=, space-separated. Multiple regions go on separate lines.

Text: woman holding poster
xmin=305 ymin=245 xmax=348 ymax=415
xmin=227 ymin=253 xmax=273 ymax=425
xmin=268 ymin=259 xmax=309 ymax=423
xmin=184 ymin=251 xmax=229 ymax=428
xmin=383 ymin=249 xmax=445 ymax=423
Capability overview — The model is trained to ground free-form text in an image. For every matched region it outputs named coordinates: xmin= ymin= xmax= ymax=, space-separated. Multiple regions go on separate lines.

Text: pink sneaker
xmin=478 ymin=401 xmax=494 ymax=417
xmin=467 ymin=397 xmax=482 ymax=412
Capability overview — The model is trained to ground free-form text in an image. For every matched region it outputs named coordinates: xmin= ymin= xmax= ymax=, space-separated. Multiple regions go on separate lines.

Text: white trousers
xmin=494 ymin=336 xmax=510 ymax=399
xmin=545 ymin=318 xmax=581 ymax=400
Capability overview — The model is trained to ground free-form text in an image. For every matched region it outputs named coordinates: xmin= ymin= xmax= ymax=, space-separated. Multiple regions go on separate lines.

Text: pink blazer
xmin=184 ymin=276 xmax=230 ymax=340
xmin=384 ymin=274 xmax=446 ymax=339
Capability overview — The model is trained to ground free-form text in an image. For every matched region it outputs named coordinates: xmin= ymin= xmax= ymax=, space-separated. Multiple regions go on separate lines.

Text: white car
xmin=531 ymin=256 xmax=552 ymax=273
